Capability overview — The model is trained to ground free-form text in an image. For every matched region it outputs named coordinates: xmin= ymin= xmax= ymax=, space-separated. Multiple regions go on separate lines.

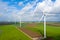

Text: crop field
xmin=0 ymin=22 xmax=60 ymax=40
xmin=21 ymin=22 xmax=60 ymax=40
xmin=0 ymin=25 xmax=31 ymax=40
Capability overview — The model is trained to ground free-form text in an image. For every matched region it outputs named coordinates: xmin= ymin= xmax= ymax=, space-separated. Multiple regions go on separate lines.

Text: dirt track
xmin=18 ymin=27 xmax=42 ymax=38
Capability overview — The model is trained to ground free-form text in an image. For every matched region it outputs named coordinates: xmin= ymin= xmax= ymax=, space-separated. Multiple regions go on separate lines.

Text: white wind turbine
xmin=39 ymin=0 xmax=56 ymax=38
xmin=40 ymin=12 xmax=56 ymax=38
xmin=13 ymin=13 xmax=21 ymax=27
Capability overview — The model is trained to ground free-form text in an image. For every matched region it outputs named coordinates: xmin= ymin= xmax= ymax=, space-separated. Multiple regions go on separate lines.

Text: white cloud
xmin=31 ymin=0 xmax=60 ymax=21
xmin=13 ymin=0 xmax=60 ymax=21
xmin=16 ymin=0 xmax=39 ymax=21
xmin=0 ymin=1 xmax=20 ymax=22
xmin=0 ymin=0 xmax=60 ymax=21
xmin=34 ymin=1 xmax=53 ymax=13
xmin=18 ymin=2 xmax=24 ymax=6
xmin=51 ymin=0 xmax=60 ymax=13
xmin=18 ymin=3 xmax=32 ymax=15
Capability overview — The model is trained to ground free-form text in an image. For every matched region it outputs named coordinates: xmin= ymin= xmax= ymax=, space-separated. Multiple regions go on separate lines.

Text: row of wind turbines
xmin=13 ymin=0 xmax=56 ymax=39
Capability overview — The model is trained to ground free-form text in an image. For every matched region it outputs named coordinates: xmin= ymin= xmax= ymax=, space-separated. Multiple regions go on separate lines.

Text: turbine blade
xmin=39 ymin=15 xmax=44 ymax=22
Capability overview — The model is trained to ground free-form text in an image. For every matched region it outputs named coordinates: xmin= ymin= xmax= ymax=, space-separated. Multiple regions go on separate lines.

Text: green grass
xmin=1 ymin=23 xmax=60 ymax=40
xmin=46 ymin=25 xmax=60 ymax=40
xmin=21 ymin=23 xmax=60 ymax=40
xmin=0 ymin=25 xmax=31 ymax=40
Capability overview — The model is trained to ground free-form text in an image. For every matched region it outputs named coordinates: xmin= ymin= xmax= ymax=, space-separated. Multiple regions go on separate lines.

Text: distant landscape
xmin=0 ymin=0 xmax=60 ymax=40
xmin=0 ymin=21 xmax=60 ymax=40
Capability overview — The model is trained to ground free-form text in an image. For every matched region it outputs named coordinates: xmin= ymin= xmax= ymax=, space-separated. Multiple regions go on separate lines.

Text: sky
xmin=0 ymin=0 xmax=60 ymax=22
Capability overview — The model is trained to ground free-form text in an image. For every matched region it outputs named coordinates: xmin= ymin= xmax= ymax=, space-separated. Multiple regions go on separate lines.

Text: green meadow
xmin=22 ymin=22 xmax=60 ymax=40
xmin=0 ymin=25 xmax=31 ymax=40
xmin=0 ymin=22 xmax=60 ymax=40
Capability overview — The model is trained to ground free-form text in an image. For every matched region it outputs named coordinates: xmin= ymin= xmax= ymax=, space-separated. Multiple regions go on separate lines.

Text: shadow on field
xmin=43 ymin=37 xmax=53 ymax=40
xmin=42 ymin=35 xmax=60 ymax=40
xmin=54 ymin=35 xmax=60 ymax=40
xmin=38 ymin=30 xmax=43 ymax=36
xmin=38 ymin=30 xmax=60 ymax=40
xmin=38 ymin=30 xmax=53 ymax=40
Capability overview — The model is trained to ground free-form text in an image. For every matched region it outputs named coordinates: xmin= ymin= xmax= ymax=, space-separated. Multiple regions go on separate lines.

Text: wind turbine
xmin=39 ymin=0 xmax=56 ymax=38
xmin=20 ymin=16 xmax=21 ymax=27
xmin=40 ymin=12 xmax=56 ymax=38
xmin=13 ymin=13 xmax=21 ymax=27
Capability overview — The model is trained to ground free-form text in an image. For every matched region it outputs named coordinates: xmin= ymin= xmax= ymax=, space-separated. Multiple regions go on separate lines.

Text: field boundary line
xmin=16 ymin=27 xmax=32 ymax=40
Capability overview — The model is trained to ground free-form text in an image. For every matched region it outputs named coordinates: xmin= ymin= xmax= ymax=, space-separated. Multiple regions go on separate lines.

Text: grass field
xmin=21 ymin=23 xmax=60 ymax=40
xmin=0 ymin=22 xmax=60 ymax=40
xmin=0 ymin=25 xmax=31 ymax=40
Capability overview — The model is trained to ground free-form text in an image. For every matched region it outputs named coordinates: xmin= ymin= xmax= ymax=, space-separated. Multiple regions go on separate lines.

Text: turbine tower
xmin=39 ymin=0 xmax=56 ymax=38
xmin=43 ymin=12 xmax=55 ymax=38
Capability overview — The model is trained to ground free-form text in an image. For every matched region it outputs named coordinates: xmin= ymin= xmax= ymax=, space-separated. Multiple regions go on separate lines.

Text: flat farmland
xmin=0 ymin=25 xmax=31 ymax=40
xmin=0 ymin=22 xmax=60 ymax=40
xmin=21 ymin=22 xmax=60 ymax=40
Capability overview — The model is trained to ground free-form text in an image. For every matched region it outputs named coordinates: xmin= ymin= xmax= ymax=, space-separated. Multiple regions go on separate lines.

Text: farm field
xmin=21 ymin=22 xmax=60 ymax=40
xmin=0 ymin=25 xmax=31 ymax=40
xmin=0 ymin=22 xmax=60 ymax=40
